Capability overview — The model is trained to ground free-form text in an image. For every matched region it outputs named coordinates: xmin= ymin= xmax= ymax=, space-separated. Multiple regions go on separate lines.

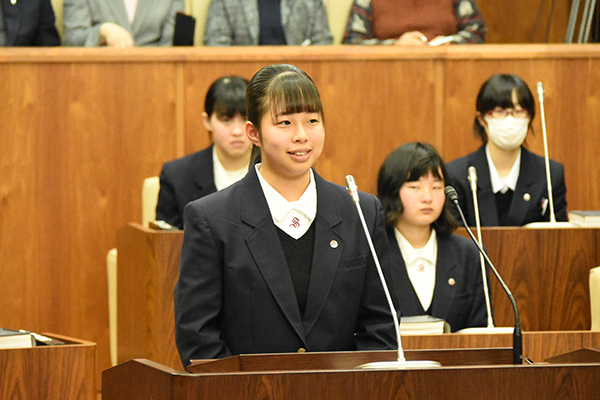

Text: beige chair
xmin=591 ymin=267 xmax=600 ymax=331
xmin=107 ymin=176 xmax=160 ymax=366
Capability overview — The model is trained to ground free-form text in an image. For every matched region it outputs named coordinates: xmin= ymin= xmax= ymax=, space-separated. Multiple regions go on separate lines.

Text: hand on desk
xmin=99 ymin=22 xmax=134 ymax=48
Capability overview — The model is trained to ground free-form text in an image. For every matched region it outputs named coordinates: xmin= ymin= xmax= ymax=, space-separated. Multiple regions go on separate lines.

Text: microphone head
xmin=468 ymin=166 xmax=478 ymax=191
xmin=537 ymin=81 xmax=544 ymax=102
xmin=345 ymin=175 xmax=360 ymax=203
xmin=444 ymin=186 xmax=459 ymax=203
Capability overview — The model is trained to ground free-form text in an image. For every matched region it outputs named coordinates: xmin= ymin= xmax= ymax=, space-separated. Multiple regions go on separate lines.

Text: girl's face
xmin=397 ymin=170 xmax=446 ymax=229
xmin=204 ymin=112 xmax=253 ymax=161
xmin=247 ymin=108 xmax=324 ymax=181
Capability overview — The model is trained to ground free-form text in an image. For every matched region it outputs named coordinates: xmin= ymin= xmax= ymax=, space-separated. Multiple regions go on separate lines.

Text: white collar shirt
xmin=395 ymin=228 xmax=437 ymax=311
xmin=486 ymin=144 xmax=521 ymax=194
xmin=255 ymin=164 xmax=317 ymax=239
xmin=123 ymin=0 xmax=138 ymax=23
xmin=212 ymin=146 xmax=249 ymax=191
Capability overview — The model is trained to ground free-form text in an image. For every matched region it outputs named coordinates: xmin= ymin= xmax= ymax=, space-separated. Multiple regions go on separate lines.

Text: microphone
xmin=525 ymin=82 xmax=573 ymax=228
xmin=467 ymin=166 xmax=495 ymax=329
xmin=445 ymin=186 xmax=523 ymax=364
xmin=345 ymin=175 xmax=440 ymax=370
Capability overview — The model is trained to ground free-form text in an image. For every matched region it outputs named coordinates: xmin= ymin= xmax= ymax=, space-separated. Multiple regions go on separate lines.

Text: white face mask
xmin=484 ymin=116 xmax=529 ymax=151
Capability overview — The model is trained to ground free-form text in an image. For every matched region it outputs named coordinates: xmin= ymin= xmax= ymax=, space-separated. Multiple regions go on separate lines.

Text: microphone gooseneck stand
xmin=345 ymin=175 xmax=441 ymax=370
xmin=468 ymin=166 xmax=494 ymax=328
xmin=445 ymin=186 xmax=523 ymax=364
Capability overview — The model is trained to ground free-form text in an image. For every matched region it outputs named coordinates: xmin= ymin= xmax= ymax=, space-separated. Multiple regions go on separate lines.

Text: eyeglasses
xmin=485 ymin=108 xmax=530 ymax=119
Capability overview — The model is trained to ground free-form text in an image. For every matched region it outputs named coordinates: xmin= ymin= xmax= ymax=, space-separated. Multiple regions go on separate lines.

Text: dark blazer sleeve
xmin=156 ymin=161 xmax=185 ymax=229
xmin=156 ymin=147 xmax=217 ymax=230
xmin=2 ymin=0 xmax=60 ymax=46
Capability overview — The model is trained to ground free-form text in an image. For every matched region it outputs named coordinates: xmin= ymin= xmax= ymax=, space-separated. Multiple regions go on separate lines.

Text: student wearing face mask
xmin=446 ymin=74 xmax=568 ymax=226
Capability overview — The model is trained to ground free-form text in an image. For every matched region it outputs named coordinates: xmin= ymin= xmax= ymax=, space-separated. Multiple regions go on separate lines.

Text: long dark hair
xmin=377 ymin=142 xmax=457 ymax=236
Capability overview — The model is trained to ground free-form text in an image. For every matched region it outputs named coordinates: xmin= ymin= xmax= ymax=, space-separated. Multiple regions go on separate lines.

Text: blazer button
xmin=297 ymin=348 xmax=307 ymax=353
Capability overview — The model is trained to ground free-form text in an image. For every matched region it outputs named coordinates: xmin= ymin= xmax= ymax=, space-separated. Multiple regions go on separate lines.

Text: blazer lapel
xmin=131 ymin=0 xmax=151 ymax=37
xmin=510 ymin=149 xmax=537 ymax=225
xmin=190 ymin=147 xmax=216 ymax=194
xmin=280 ymin=0 xmax=296 ymax=43
xmin=387 ymin=228 xmax=425 ymax=316
xmin=471 ymin=147 xmax=500 ymax=226
xmin=108 ymin=0 xmax=133 ymax=30
xmin=301 ymin=176 xmax=344 ymax=334
xmin=241 ymin=169 xmax=305 ymax=339
xmin=239 ymin=0 xmax=259 ymax=44
xmin=429 ymin=236 xmax=458 ymax=324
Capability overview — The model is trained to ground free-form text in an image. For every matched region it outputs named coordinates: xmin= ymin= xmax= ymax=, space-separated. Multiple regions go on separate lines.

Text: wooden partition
xmin=1 ymin=45 xmax=599 ymax=379
xmin=116 ymin=223 xmax=600 ymax=370
xmin=0 ymin=334 xmax=96 ymax=400
xmin=103 ymin=355 xmax=600 ymax=400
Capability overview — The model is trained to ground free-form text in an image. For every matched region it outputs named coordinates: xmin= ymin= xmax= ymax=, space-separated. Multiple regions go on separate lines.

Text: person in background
xmin=174 ymin=64 xmax=395 ymax=368
xmin=377 ymin=142 xmax=489 ymax=332
xmin=446 ymin=74 xmax=568 ymax=226
xmin=63 ymin=0 xmax=183 ymax=47
xmin=203 ymin=0 xmax=333 ymax=45
xmin=156 ymin=76 xmax=253 ymax=230
xmin=0 ymin=0 xmax=60 ymax=46
xmin=343 ymin=0 xmax=486 ymax=45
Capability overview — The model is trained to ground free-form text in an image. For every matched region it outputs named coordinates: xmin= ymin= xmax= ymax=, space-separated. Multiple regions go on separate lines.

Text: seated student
xmin=446 ymin=74 xmax=568 ymax=226
xmin=343 ymin=0 xmax=486 ymax=45
xmin=377 ymin=142 xmax=489 ymax=332
xmin=174 ymin=63 xmax=396 ymax=367
xmin=0 ymin=0 xmax=60 ymax=46
xmin=203 ymin=0 xmax=333 ymax=45
xmin=63 ymin=0 xmax=183 ymax=47
xmin=156 ymin=76 xmax=253 ymax=230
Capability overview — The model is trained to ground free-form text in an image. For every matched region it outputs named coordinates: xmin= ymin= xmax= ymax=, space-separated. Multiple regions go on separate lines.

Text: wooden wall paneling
xmin=476 ymin=0 xmax=572 ymax=44
xmin=441 ymin=52 xmax=600 ymax=211
xmin=479 ymin=228 xmax=597 ymax=331
xmin=1 ymin=46 xmax=599 ymax=392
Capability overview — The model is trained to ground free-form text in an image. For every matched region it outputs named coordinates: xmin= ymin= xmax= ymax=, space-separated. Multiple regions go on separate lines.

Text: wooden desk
xmin=102 ymin=352 xmax=600 ymax=400
xmin=0 ymin=333 xmax=96 ymax=400
xmin=116 ymin=223 xmax=600 ymax=369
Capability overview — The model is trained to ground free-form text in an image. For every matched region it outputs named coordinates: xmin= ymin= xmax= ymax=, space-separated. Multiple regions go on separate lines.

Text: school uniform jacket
xmin=63 ymin=0 xmax=183 ymax=46
xmin=203 ymin=0 xmax=333 ymax=45
xmin=174 ymin=167 xmax=396 ymax=367
xmin=446 ymin=146 xmax=568 ymax=226
xmin=387 ymin=228 xmax=488 ymax=332
xmin=156 ymin=146 xmax=217 ymax=230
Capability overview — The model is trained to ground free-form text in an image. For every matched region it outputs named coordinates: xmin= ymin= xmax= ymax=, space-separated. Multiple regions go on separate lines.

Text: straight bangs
xmin=477 ymin=82 xmax=516 ymax=113
xmin=264 ymin=72 xmax=323 ymax=121
xmin=405 ymin=155 xmax=445 ymax=183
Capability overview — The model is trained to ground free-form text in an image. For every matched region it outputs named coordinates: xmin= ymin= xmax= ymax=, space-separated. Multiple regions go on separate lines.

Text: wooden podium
xmin=116 ymin=223 xmax=600 ymax=370
xmin=0 ymin=333 xmax=96 ymax=400
xmin=102 ymin=350 xmax=600 ymax=400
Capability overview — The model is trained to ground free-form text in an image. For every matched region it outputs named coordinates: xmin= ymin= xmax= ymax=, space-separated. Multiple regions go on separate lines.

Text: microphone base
xmin=356 ymin=360 xmax=442 ymax=370
xmin=456 ymin=327 xmax=514 ymax=334
xmin=523 ymin=221 xmax=576 ymax=229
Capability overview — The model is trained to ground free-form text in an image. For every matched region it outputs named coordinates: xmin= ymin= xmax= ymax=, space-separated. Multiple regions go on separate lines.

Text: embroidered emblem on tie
xmin=289 ymin=217 xmax=300 ymax=228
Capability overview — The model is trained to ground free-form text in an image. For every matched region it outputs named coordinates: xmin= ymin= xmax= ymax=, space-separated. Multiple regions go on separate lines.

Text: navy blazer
xmin=156 ymin=146 xmax=217 ymax=229
xmin=174 ymin=167 xmax=396 ymax=367
xmin=1 ymin=0 xmax=60 ymax=46
xmin=387 ymin=228 xmax=489 ymax=332
xmin=446 ymin=146 xmax=568 ymax=226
